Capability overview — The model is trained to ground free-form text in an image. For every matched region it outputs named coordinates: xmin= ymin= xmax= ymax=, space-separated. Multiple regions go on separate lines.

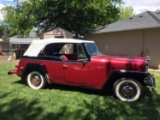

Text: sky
xmin=123 ymin=0 xmax=160 ymax=14
xmin=0 ymin=0 xmax=17 ymax=21
xmin=0 ymin=0 xmax=160 ymax=21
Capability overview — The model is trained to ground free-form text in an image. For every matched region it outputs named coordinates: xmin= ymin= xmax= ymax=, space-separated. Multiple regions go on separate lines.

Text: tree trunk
xmin=75 ymin=32 xmax=79 ymax=39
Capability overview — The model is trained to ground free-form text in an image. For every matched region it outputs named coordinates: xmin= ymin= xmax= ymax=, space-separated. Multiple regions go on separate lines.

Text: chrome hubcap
xmin=121 ymin=85 xmax=134 ymax=97
xmin=31 ymin=75 xmax=41 ymax=86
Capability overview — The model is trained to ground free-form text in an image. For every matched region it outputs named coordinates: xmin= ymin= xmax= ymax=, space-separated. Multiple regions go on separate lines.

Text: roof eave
xmin=90 ymin=26 xmax=160 ymax=34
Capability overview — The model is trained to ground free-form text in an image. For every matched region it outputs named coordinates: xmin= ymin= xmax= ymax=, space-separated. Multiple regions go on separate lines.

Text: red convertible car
xmin=8 ymin=38 xmax=155 ymax=102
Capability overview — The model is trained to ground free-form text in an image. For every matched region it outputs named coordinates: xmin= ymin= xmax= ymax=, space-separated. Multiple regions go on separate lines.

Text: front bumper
xmin=8 ymin=69 xmax=17 ymax=75
xmin=144 ymin=73 xmax=156 ymax=88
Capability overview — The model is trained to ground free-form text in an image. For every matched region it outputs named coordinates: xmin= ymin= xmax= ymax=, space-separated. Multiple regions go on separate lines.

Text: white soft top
xmin=24 ymin=38 xmax=94 ymax=57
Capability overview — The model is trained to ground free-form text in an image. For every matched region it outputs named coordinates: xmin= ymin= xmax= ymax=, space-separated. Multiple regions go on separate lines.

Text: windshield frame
xmin=84 ymin=43 xmax=101 ymax=56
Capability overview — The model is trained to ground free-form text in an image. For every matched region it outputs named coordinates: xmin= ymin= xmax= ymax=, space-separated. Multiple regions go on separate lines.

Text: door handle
xmin=63 ymin=64 xmax=68 ymax=69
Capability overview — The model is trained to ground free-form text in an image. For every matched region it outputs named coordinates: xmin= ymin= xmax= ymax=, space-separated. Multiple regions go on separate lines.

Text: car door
xmin=63 ymin=44 xmax=91 ymax=85
xmin=46 ymin=61 xmax=66 ymax=84
xmin=41 ymin=43 xmax=66 ymax=84
xmin=63 ymin=61 xmax=90 ymax=85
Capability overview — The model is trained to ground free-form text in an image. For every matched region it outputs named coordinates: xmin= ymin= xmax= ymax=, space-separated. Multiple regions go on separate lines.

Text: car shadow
xmin=13 ymin=79 xmax=156 ymax=100
xmin=1 ymin=87 xmax=159 ymax=120
xmin=49 ymin=83 xmax=109 ymax=95
xmin=13 ymin=79 xmax=112 ymax=96
xmin=83 ymin=87 xmax=160 ymax=120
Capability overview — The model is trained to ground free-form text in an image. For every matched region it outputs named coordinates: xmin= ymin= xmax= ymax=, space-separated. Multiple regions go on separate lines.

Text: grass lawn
xmin=0 ymin=62 xmax=160 ymax=120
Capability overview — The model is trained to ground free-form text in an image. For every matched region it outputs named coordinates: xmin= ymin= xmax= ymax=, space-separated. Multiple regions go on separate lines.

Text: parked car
xmin=8 ymin=38 xmax=155 ymax=102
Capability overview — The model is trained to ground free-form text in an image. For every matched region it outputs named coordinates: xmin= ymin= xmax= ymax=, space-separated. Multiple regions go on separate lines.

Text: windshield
xmin=84 ymin=43 xmax=101 ymax=56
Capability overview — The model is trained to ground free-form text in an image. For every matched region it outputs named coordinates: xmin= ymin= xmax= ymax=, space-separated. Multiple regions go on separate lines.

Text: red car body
xmin=8 ymin=38 xmax=155 ymax=102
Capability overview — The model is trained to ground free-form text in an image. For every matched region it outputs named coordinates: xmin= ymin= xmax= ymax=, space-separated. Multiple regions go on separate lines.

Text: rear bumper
xmin=8 ymin=69 xmax=17 ymax=75
xmin=144 ymin=73 xmax=156 ymax=88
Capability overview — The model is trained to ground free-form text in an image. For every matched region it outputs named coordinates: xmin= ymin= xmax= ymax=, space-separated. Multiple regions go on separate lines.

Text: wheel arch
xmin=103 ymin=70 xmax=148 ymax=90
xmin=22 ymin=63 xmax=51 ymax=84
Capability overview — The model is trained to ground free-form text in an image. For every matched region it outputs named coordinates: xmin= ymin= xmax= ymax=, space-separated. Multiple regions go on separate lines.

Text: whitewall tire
xmin=113 ymin=79 xmax=142 ymax=102
xmin=27 ymin=71 xmax=46 ymax=90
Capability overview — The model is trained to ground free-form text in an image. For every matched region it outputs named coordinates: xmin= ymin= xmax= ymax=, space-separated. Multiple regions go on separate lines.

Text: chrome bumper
xmin=144 ymin=73 xmax=156 ymax=88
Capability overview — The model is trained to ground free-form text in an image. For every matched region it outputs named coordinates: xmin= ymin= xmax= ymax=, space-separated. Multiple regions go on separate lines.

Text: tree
xmin=1 ymin=0 xmax=123 ymax=38
xmin=1 ymin=1 xmax=35 ymax=38
xmin=119 ymin=6 xmax=135 ymax=20
xmin=0 ymin=22 xmax=10 ymax=41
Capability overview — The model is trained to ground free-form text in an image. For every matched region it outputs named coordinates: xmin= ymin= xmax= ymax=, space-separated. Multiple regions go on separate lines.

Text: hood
xmin=91 ymin=55 xmax=147 ymax=71
xmin=91 ymin=55 xmax=145 ymax=62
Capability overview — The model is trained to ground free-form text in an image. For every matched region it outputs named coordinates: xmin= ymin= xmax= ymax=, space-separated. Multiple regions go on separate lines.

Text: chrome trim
xmin=45 ymin=74 xmax=52 ymax=84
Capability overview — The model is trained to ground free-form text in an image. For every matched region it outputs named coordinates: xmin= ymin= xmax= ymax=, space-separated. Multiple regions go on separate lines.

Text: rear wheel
xmin=27 ymin=71 xmax=46 ymax=89
xmin=113 ymin=79 xmax=142 ymax=102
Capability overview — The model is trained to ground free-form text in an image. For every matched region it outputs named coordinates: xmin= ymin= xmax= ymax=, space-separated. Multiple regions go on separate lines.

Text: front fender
xmin=103 ymin=70 xmax=153 ymax=89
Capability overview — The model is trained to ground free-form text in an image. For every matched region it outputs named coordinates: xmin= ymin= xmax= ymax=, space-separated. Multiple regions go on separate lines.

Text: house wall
xmin=86 ymin=28 xmax=160 ymax=68
xmin=143 ymin=29 xmax=160 ymax=68
xmin=43 ymin=27 xmax=73 ymax=39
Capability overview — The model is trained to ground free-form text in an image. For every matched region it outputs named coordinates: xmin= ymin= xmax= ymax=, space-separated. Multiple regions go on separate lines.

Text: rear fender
xmin=22 ymin=63 xmax=51 ymax=84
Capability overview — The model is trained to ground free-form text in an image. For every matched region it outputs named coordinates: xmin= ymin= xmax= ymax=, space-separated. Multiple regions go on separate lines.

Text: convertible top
xmin=24 ymin=38 xmax=94 ymax=57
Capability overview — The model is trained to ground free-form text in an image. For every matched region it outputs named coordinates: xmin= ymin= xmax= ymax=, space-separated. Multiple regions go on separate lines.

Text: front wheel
xmin=113 ymin=79 xmax=142 ymax=102
xmin=27 ymin=71 xmax=46 ymax=90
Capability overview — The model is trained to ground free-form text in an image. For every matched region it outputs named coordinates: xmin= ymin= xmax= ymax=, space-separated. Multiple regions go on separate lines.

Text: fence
xmin=0 ymin=42 xmax=29 ymax=61
xmin=0 ymin=42 xmax=11 ymax=60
